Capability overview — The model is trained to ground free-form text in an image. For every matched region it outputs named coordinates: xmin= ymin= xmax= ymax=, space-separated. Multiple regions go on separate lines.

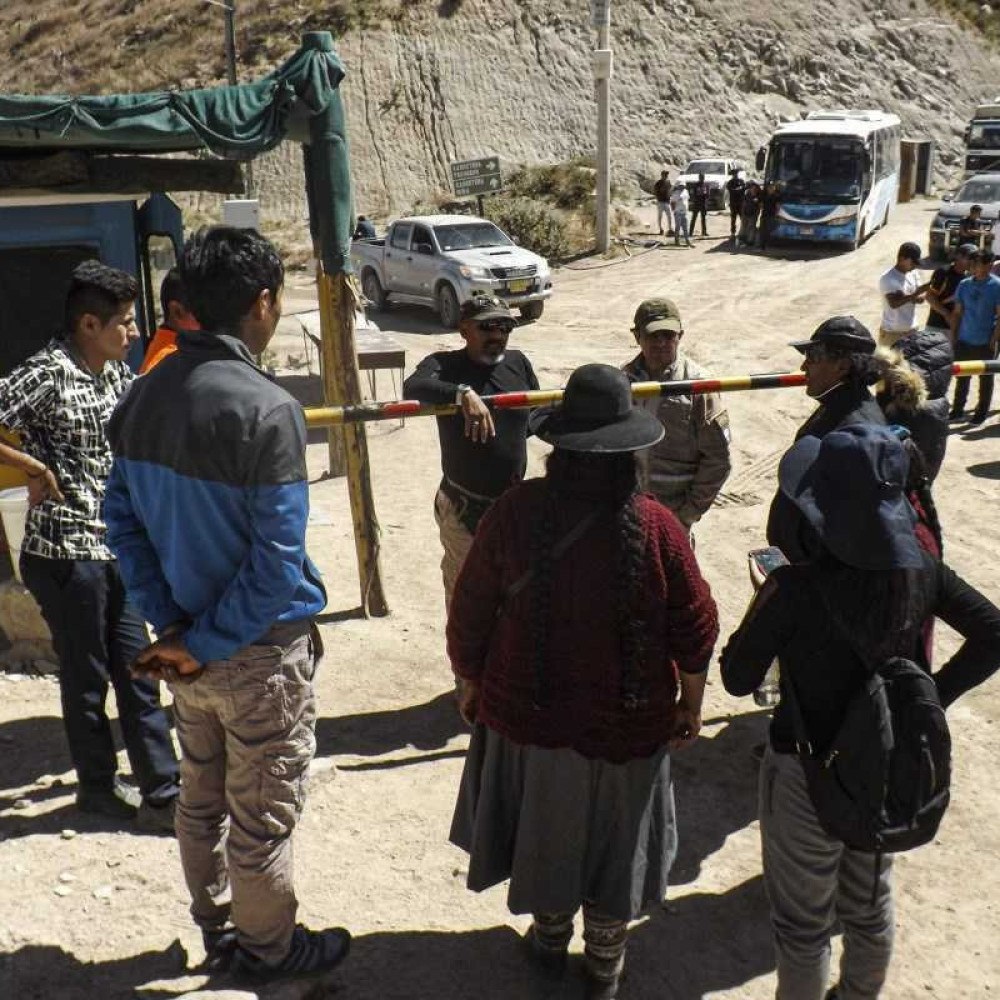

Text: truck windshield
xmin=685 ymin=160 xmax=725 ymax=175
xmin=956 ymin=179 xmax=1000 ymax=203
xmin=769 ymin=138 xmax=863 ymax=200
xmin=969 ymin=123 xmax=1000 ymax=149
xmin=435 ymin=222 xmax=512 ymax=251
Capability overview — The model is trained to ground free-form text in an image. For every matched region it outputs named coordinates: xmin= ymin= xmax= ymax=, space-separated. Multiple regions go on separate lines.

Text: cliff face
xmin=3 ymin=0 xmax=1000 ymax=222
xmin=309 ymin=0 xmax=1000 ymax=218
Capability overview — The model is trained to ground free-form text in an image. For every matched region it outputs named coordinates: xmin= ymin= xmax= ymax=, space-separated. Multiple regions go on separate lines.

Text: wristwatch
xmin=455 ymin=383 xmax=472 ymax=404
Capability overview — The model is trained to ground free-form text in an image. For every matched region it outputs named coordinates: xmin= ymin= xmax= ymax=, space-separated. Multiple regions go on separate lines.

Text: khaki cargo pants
xmin=434 ymin=487 xmax=475 ymax=612
xmin=170 ymin=623 xmax=320 ymax=964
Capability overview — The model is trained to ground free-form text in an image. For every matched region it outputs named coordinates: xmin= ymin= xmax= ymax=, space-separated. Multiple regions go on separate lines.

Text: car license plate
xmin=507 ymin=279 xmax=531 ymax=293
xmin=799 ymin=226 xmax=814 ymax=236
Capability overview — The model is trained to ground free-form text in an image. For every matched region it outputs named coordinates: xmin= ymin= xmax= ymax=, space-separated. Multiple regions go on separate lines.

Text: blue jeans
xmin=674 ymin=213 xmax=691 ymax=244
xmin=20 ymin=553 xmax=180 ymax=804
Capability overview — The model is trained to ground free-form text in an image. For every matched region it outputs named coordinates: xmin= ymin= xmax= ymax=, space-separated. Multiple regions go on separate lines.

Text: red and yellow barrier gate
xmin=303 ymin=361 xmax=1000 ymax=429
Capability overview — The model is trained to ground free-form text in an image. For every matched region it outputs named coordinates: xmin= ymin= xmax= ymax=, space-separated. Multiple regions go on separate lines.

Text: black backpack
xmin=784 ymin=651 xmax=952 ymax=870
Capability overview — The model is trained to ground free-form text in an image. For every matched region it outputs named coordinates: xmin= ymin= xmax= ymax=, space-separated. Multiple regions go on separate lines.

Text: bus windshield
xmin=769 ymin=138 xmax=863 ymax=200
xmin=969 ymin=123 xmax=1000 ymax=149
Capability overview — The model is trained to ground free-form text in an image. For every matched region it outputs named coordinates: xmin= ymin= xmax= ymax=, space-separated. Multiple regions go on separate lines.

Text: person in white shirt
xmin=878 ymin=242 xmax=930 ymax=347
xmin=670 ymin=183 xmax=693 ymax=248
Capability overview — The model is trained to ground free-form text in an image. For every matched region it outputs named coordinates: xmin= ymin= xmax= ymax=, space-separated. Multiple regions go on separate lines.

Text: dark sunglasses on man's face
xmin=478 ymin=320 xmax=514 ymax=334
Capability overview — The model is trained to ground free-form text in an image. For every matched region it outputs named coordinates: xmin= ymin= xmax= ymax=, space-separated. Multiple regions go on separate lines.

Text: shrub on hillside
xmin=505 ymin=161 xmax=596 ymax=210
xmin=483 ymin=197 xmax=571 ymax=261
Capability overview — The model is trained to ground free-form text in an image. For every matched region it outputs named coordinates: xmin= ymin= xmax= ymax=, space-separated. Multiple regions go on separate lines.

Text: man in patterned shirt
xmin=0 ymin=261 xmax=180 ymax=830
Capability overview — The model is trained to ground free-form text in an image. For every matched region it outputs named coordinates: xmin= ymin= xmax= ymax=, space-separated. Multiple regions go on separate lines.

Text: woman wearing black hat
xmin=447 ymin=364 xmax=719 ymax=999
xmin=721 ymin=423 xmax=1000 ymax=1000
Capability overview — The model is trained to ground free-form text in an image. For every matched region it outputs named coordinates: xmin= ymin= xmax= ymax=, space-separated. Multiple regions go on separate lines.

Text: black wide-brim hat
xmin=528 ymin=363 xmax=665 ymax=453
xmin=777 ymin=424 xmax=923 ymax=571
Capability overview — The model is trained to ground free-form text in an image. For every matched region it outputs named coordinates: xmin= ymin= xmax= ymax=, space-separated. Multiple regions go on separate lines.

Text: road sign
xmin=590 ymin=0 xmax=611 ymax=28
xmin=451 ymin=156 xmax=503 ymax=198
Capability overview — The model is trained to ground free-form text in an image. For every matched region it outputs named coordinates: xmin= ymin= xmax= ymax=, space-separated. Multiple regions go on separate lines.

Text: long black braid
xmin=530 ymin=450 xmax=649 ymax=711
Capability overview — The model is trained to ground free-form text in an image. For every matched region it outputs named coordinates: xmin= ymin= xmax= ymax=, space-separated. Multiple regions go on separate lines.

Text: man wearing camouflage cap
xmin=622 ymin=298 xmax=732 ymax=532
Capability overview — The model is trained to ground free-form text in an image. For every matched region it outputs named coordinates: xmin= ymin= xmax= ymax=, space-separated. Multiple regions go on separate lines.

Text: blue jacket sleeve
xmin=104 ymin=459 xmax=189 ymax=633
xmin=182 ymin=403 xmax=314 ymax=663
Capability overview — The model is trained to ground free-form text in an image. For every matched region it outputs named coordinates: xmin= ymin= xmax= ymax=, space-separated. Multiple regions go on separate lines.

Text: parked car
xmin=927 ymin=173 xmax=1000 ymax=259
xmin=351 ymin=215 xmax=554 ymax=327
xmin=675 ymin=157 xmax=746 ymax=210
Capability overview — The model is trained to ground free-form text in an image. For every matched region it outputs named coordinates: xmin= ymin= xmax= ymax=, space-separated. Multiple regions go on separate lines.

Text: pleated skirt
xmin=450 ymin=724 xmax=678 ymax=922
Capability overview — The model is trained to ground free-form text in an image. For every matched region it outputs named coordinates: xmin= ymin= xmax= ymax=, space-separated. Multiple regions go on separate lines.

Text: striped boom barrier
xmin=302 ymin=360 xmax=1000 ymax=429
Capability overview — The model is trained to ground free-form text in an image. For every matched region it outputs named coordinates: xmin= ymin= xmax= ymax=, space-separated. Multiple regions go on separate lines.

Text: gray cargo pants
xmin=760 ymin=747 xmax=894 ymax=1000
xmin=170 ymin=622 xmax=320 ymax=964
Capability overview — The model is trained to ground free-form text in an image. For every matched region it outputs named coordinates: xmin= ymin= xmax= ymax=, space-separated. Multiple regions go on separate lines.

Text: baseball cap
xmin=632 ymin=298 xmax=683 ymax=335
xmin=898 ymin=242 xmax=922 ymax=263
xmin=956 ymin=242 xmax=977 ymax=257
xmin=460 ymin=294 xmax=514 ymax=325
xmin=789 ymin=315 xmax=876 ymax=355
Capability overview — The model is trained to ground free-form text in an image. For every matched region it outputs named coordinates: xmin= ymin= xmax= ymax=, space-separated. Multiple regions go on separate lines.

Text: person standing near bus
xmin=878 ymin=242 xmax=929 ymax=347
xmin=949 ymin=248 xmax=1000 ymax=425
xmin=670 ymin=183 xmax=693 ymax=248
xmin=653 ymin=170 xmax=674 ymax=236
xmin=690 ymin=173 xmax=710 ymax=238
xmin=726 ymin=168 xmax=746 ymax=242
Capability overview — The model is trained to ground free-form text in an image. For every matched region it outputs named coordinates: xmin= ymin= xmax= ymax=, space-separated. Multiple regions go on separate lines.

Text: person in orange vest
xmin=139 ymin=268 xmax=199 ymax=374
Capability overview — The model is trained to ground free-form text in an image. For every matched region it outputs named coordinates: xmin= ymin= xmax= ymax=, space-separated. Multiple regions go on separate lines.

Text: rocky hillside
xmin=2 ymin=0 xmax=999 ymax=223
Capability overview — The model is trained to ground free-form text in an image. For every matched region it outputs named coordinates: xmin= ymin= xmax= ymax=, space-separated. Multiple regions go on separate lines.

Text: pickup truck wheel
xmin=520 ymin=301 xmax=544 ymax=322
xmin=438 ymin=284 xmax=460 ymax=329
xmin=361 ymin=270 xmax=388 ymax=312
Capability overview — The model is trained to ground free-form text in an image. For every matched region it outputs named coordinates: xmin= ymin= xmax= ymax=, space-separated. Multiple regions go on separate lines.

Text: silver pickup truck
xmin=351 ymin=214 xmax=554 ymax=327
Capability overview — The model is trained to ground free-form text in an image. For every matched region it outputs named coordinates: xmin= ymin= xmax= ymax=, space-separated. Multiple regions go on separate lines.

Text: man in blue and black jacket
xmin=105 ymin=226 xmax=350 ymax=985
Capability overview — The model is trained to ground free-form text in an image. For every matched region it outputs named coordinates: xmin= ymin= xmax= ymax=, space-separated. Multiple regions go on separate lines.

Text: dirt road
xmin=1 ymin=198 xmax=997 ymax=999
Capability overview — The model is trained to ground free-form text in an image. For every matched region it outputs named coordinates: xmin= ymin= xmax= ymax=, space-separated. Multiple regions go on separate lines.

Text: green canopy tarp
xmin=0 ymin=31 xmax=353 ymax=272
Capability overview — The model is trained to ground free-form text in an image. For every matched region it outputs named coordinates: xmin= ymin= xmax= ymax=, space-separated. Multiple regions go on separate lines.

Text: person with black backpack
xmin=720 ymin=423 xmax=1000 ymax=1000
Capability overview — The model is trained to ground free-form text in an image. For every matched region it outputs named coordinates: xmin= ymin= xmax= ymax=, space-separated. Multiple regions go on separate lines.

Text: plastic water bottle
xmin=753 ymin=661 xmax=781 ymax=708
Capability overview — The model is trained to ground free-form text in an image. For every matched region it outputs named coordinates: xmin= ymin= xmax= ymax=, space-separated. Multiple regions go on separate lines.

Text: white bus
xmin=755 ymin=110 xmax=901 ymax=249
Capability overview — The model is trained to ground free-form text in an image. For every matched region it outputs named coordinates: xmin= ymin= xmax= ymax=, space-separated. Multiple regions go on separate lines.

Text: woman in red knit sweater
xmin=447 ymin=364 xmax=719 ymax=999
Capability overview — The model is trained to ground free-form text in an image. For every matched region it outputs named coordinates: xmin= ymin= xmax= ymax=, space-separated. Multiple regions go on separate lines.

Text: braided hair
xmin=529 ymin=449 xmax=649 ymax=711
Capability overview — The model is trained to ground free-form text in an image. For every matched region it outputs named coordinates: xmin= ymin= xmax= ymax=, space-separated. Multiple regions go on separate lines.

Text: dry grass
xmin=0 ymin=0 xmax=428 ymax=96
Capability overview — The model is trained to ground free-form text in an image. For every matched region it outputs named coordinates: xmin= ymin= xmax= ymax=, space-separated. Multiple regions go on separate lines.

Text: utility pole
xmin=592 ymin=0 xmax=612 ymax=253
xmin=223 ymin=0 xmax=237 ymax=85
xmin=207 ymin=0 xmax=255 ymax=197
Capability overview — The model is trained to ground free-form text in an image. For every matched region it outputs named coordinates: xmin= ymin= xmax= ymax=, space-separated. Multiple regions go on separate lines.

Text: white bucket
xmin=0 ymin=486 xmax=29 ymax=584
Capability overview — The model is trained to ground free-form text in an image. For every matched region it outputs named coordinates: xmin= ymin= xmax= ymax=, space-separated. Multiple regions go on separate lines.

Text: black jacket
xmin=721 ymin=557 xmax=1000 ymax=754
xmin=766 ymin=382 xmax=886 ymax=562
xmin=896 ymin=327 xmax=954 ymax=400
xmin=882 ymin=328 xmax=953 ymax=481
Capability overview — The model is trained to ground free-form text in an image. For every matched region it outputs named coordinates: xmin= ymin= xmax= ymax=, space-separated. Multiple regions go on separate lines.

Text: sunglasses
xmin=803 ymin=345 xmax=847 ymax=362
xmin=477 ymin=320 xmax=514 ymax=333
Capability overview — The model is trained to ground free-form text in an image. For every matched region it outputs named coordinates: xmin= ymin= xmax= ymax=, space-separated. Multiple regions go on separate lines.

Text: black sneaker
xmin=231 ymin=924 xmax=351 ymax=984
xmin=77 ymin=779 xmax=140 ymax=819
xmin=969 ymin=410 xmax=988 ymax=426
xmin=949 ymin=408 xmax=966 ymax=422
xmin=202 ymin=926 xmax=239 ymax=974
xmin=136 ymin=796 xmax=177 ymax=835
xmin=824 ymin=987 xmax=840 ymax=1000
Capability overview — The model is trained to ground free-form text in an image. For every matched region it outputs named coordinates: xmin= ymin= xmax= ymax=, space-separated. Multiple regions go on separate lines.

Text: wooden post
xmin=315 ymin=267 xmax=389 ymax=617
xmin=315 ymin=252 xmax=348 ymax=477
